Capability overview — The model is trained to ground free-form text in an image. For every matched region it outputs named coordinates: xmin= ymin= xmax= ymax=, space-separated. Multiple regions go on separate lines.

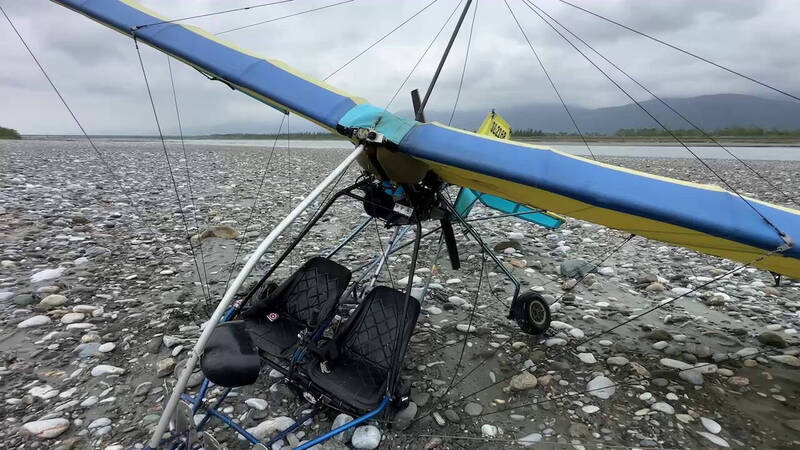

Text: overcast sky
xmin=1 ymin=0 xmax=798 ymax=135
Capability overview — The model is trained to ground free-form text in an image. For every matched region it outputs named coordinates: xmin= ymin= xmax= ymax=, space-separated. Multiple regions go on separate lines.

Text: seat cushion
xmin=304 ymin=287 xmax=421 ymax=413
xmin=305 ymin=357 xmax=387 ymax=412
xmin=244 ymin=315 xmax=304 ymax=359
xmin=200 ymin=321 xmax=260 ymax=388
xmin=242 ymin=257 xmax=352 ymax=359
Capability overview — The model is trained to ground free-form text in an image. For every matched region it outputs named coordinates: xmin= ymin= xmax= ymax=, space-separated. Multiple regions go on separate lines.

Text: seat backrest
xmin=246 ymin=257 xmax=351 ymax=329
xmin=337 ymin=286 xmax=421 ymax=374
xmin=277 ymin=257 xmax=352 ymax=328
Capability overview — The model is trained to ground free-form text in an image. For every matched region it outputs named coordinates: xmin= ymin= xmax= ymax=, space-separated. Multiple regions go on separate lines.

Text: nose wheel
xmin=511 ymin=291 xmax=551 ymax=335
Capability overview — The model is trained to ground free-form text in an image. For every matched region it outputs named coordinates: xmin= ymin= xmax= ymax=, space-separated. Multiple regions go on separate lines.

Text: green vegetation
xmin=613 ymin=127 xmax=800 ymax=138
xmin=201 ymin=131 xmax=344 ymax=140
xmin=0 ymin=126 xmax=21 ymax=140
xmin=511 ymin=126 xmax=800 ymax=143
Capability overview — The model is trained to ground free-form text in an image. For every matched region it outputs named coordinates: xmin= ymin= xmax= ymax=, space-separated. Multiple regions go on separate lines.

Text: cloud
xmin=0 ymin=0 xmax=797 ymax=134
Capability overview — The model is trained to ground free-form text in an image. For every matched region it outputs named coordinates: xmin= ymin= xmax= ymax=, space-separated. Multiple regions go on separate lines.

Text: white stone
xmin=577 ymin=353 xmax=597 ymax=364
xmin=98 ymin=343 xmax=116 ymax=353
xmin=569 ymin=328 xmax=585 ymax=339
xmin=549 ymin=320 xmax=572 ymax=330
xmin=81 ymin=396 xmax=99 ymax=407
xmin=582 ymin=405 xmax=600 ymax=414
xmin=638 ymin=392 xmax=653 ymax=401
xmin=586 ymin=376 xmax=615 ymax=399
xmin=21 ymin=418 xmax=69 ymax=439
xmin=660 ymin=358 xmax=693 ymax=370
xmin=60 ymin=312 xmax=85 ymax=324
xmin=445 ymin=278 xmax=461 ymax=285
xmin=701 ymin=417 xmax=722 ymax=434
xmin=768 ymin=355 xmax=800 ymax=367
xmin=29 ymin=385 xmax=59 ymax=400
xmin=31 ymin=267 xmax=65 ymax=283
xmin=91 ymin=365 xmax=125 ymax=377
xmin=508 ymin=232 xmax=525 ymax=240
xmin=597 ymin=267 xmax=615 ymax=276
xmin=518 ymin=433 xmax=543 ymax=446
xmin=652 ymin=341 xmax=669 ymax=350
xmin=351 ymin=425 xmax=381 ymax=449
xmin=18 ymin=315 xmax=52 ymax=328
xmin=545 ymin=338 xmax=567 ymax=347
xmin=676 ymin=414 xmax=694 ymax=423
xmin=480 ymin=424 xmax=498 ymax=437
xmin=88 ymin=418 xmax=112 ymax=429
xmin=606 ymin=356 xmax=629 ymax=366
xmin=243 ymin=416 xmax=294 ymax=441
xmin=39 ymin=294 xmax=68 ymax=307
xmin=651 ymin=402 xmax=674 ymax=414
xmin=456 ymin=324 xmax=476 ymax=333
xmin=245 ymin=398 xmax=268 ymax=411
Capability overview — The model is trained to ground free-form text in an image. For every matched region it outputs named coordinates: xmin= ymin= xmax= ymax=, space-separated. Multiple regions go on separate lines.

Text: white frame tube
xmin=148 ymin=144 xmax=364 ymax=448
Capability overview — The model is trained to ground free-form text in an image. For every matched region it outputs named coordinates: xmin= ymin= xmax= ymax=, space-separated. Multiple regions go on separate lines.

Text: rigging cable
xmin=448 ymin=0 xmax=479 ymax=126
xmin=525 ymin=0 xmax=799 ymax=208
xmin=134 ymin=37 xmax=212 ymax=307
xmin=323 ymin=0 xmax=441 ymax=81
xmin=166 ymin=56 xmax=212 ymax=304
xmin=503 ymin=0 xmax=596 ymax=160
xmin=215 ymin=0 xmax=355 ymax=35
xmin=556 ymin=0 xmax=800 ymax=103
xmin=0 ymin=6 xmax=162 ymax=240
xmin=418 ymin=243 xmax=786 ymax=419
xmin=132 ymin=0 xmax=294 ymax=30
xmin=221 ymin=115 xmax=287 ymax=294
xmin=384 ymin=0 xmax=467 ymax=112
xmin=513 ymin=0 xmax=790 ymax=244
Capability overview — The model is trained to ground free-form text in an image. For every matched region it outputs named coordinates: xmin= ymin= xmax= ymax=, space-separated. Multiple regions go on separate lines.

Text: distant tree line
xmin=613 ymin=126 xmax=800 ymax=137
xmin=0 ymin=126 xmax=21 ymax=139
xmin=203 ymin=131 xmax=344 ymax=140
xmin=512 ymin=126 xmax=800 ymax=138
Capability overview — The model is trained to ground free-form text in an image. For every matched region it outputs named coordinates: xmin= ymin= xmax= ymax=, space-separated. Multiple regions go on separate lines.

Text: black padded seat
xmin=200 ymin=321 xmax=260 ymax=388
xmin=304 ymin=286 xmax=421 ymax=413
xmin=242 ymin=257 xmax=351 ymax=359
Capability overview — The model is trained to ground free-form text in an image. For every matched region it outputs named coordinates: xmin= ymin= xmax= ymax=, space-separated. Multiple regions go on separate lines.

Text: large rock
xmin=560 ymin=259 xmax=590 ymax=278
xmin=758 ymin=331 xmax=786 ymax=348
xmin=21 ymin=418 xmax=70 ymax=439
xmin=38 ymin=294 xmax=67 ymax=308
xmin=200 ymin=225 xmax=239 ymax=240
xmin=244 ymin=416 xmax=294 ymax=441
xmin=331 ymin=414 xmax=355 ymax=442
xmin=586 ymin=376 xmax=615 ymax=399
xmin=769 ymin=355 xmax=800 ymax=367
xmin=18 ymin=315 xmax=52 ymax=328
xmin=510 ymin=371 xmax=538 ymax=390
xmin=351 ymin=425 xmax=381 ymax=449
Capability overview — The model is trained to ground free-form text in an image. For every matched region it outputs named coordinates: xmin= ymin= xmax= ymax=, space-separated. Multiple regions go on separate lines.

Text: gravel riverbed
xmin=1 ymin=139 xmax=799 ymax=449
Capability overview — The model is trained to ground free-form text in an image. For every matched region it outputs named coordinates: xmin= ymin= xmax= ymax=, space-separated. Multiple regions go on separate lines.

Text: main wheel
xmin=511 ymin=292 xmax=551 ymax=335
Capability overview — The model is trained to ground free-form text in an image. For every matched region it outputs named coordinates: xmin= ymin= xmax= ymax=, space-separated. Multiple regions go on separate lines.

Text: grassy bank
xmin=0 ymin=126 xmax=21 ymax=140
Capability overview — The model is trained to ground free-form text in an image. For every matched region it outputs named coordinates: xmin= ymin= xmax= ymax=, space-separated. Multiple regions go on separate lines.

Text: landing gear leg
xmin=771 ymin=271 xmax=782 ymax=287
xmin=511 ymin=292 xmax=551 ymax=335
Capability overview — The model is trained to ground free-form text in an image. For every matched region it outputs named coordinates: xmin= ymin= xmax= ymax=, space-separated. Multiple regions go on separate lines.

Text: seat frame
xmin=170 ymin=182 xmax=424 ymax=450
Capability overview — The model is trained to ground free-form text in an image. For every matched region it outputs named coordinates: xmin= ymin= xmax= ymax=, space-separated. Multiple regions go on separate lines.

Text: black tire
xmin=512 ymin=291 xmax=551 ymax=335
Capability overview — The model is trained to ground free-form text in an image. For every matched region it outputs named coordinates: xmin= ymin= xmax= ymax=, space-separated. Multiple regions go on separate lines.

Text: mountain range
xmin=417 ymin=94 xmax=800 ymax=134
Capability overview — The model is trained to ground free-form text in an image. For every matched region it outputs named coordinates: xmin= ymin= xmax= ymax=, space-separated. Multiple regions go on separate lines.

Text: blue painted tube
xmin=294 ymin=396 xmax=390 ymax=450
xmin=192 ymin=379 xmax=210 ymax=411
xmin=222 ymin=306 xmax=235 ymax=322
xmin=197 ymin=388 xmax=232 ymax=431
xmin=207 ymin=409 xmax=261 ymax=444
xmin=266 ymin=408 xmax=320 ymax=446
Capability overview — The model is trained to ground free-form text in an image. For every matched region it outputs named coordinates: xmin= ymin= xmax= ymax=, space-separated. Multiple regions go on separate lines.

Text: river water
xmin=184 ymin=139 xmax=800 ymax=161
